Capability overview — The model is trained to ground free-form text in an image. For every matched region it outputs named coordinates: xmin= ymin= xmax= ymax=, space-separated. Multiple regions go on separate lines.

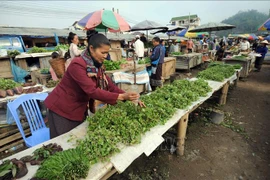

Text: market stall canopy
xmin=188 ymin=22 xmax=236 ymax=33
xmin=130 ymin=20 xmax=168 ymax=31
xmin=258 ymin=18 xmax=270 ymax=31
xmin=228 ymin=33 xmax=258 ymax=40
xmin=0 ymin=26 xmax=134 ymax=41
xmin=177 ymin=28 xmax=208 ymax=38
xmin=264 ymin=35 xmax=270 ymax=41
xmin=150 ymin=25 xmax=186 ymax=35
xmin=77 ymin=9 xmax=130 ymax=32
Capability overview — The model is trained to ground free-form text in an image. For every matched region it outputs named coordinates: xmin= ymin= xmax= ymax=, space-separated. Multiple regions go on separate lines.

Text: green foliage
xmin=35 ymin=148 xmax=90 ymax=180
xmin=103 ymin=60 xmax=126 ymax=71
xmin=233 ymin=55 xmax=247 ymax=60
xmin=77 ymin=79 xmax=212 ymax=168
xmin=171 ymin=52 xmax=183 ymax=56
xmin=138 ymin=57 xmax=151 ymax=64
xmin=40 ymin=68 xmax=50 ymax=74
xmin=0 ymin=78 xmax=19 ymax=90
xmin=54 ymin=44 xmax=69 ymax=51
xmin=7 ymin=50 xmax=20 ymax=57
xmin=197 ymin=64 xmax=236 ymax=82
xmin=27 ymin=46 xmax=49 ymax=54
xmin=217 ymin=10 xmax=268 ymax=36
xmin=233 ymin=64 xmax=242 ymax=69
xmin=0 ymin=160 xmax=16 ymax=178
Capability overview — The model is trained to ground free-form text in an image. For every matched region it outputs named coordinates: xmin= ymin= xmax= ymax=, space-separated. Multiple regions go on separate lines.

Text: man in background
xmin=187 ymin=38 xmax=194 ymax=53
xmin=240 ymin=38 xmax=250 ymax=52
xmin=140 ymin=33 xmax=148 ymax=45
xmin=134 ymin=35 xmax=144 ymax=60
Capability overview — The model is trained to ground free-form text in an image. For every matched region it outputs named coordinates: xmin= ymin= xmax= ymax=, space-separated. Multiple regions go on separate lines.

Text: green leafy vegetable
xmin=27 ymin=46 xmax=49 ymax=54
xmin=0 ymin=78 xmax=20 ymax=90
xmin=7 ymin=50 xmax=20 ymax=57
xmin=171 ymin=52 xmax=183 ymax=56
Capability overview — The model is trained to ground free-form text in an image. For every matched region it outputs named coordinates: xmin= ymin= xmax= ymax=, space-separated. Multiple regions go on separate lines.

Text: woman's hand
xmin=138 ymin=100 xmax=146 ymax=107
xmin=118 ymin=92 xmax=140 ymax=101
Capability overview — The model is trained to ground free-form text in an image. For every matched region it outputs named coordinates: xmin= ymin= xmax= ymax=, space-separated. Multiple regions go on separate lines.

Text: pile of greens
xmin=103 ymin=60 xmax=127 ymax=71
xmin=7 ymin=50 xmax=21 ymax=57
xmin=233 ymin=55 xmax=247 ymax=60
xmin=27 ymin=46 xmax=49 ymax=54
xmin=0 ymin=78 xmax=19 ymax=90
xmin=138 ymin=57 xmax=151 ymax=64
xmin=78 ymin=79 xmax=211 ymax=165
xmin=54 ymin=44 xmax=69 ymax=51
xmin=197 ymin=63 xmax=239 ymax=82
xmin=40 ymin=68 xmax=50 ymax=74
xmin=171 ymin=52 xmax=183 ymax=56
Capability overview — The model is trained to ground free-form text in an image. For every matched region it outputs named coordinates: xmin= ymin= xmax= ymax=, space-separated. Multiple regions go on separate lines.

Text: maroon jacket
xmin=45 ymin=57 xmax=125 ymax=121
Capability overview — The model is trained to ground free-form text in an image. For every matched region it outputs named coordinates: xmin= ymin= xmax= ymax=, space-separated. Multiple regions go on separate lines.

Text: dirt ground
xmin=111 ymin=64 xmax=270 ymax=180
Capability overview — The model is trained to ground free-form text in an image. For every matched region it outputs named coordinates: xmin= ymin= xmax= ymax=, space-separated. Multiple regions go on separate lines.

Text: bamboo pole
xmin=176 ymin=113 xmax=189 ymax=156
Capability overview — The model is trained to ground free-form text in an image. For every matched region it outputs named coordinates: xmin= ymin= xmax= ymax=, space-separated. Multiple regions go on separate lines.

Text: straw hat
xmin=260 ymin=40 xmax=269 ymax=44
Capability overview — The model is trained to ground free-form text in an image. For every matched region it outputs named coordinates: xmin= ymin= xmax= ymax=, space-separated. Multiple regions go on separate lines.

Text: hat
xmin=135 ymin=35 xmax=140 ymax=38
xmin=168 ymin=40 xmax=172 ymax=43
xmin=260 ymin=40 xmax=269 ymax=44
xmin=203 ymin=43 xmax=208 ymax=46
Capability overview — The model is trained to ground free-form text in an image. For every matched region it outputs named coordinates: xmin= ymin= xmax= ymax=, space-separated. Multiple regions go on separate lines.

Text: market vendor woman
xmin=45 ymin=31 xmax=144 ymax=138
xmin=255 ymin=40 xmax=268 ymax=72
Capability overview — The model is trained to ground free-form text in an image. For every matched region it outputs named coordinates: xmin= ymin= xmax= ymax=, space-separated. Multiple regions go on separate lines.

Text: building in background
xmin=170 ymin=14 xmax=200 ymax=29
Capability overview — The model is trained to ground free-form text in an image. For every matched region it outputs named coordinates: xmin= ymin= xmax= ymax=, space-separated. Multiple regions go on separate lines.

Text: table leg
xmin=234 ymin=71 xmax=240 ymax=87
xmin=176 ymin=113 xmax=189 ymax=156
xmin=100 ymin=168 xmax=117 ymax=180
xmin=219 ymin=82 xmax=229 ymax=105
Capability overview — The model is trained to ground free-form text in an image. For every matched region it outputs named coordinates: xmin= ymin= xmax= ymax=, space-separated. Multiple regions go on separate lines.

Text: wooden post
xmin=100 ymin=168 xmax=117 ymax=180
xmin=219 ymin=82 xmax=229 ymax=105
xmin=176 ymin=113 xmax=189 ymax=156
xmin=234 ymin=71 xmax=240 ymax=87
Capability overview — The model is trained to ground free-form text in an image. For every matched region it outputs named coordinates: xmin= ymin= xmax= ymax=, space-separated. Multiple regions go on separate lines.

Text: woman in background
xmin=65 ymin=32 xmax=82 ymax=70
xmin=255 ymin=40 xmax=268 ymax=72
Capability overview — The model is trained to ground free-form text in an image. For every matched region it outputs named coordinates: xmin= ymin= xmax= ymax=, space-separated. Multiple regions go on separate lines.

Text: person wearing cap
xmin=254 ymin=40 xmax=268 ymax=72
xmin=134 ymin=35 xmax=144 ymax=60
xmin=240 ymin=38 xmax=250 ymax=52
xmin=168 ymin=39 xmax=175 ymax=54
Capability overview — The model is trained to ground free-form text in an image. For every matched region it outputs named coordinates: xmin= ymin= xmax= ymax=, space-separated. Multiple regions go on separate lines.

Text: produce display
xmin=0 ymin=78 xmax=22 ymax=97
xmin=138 ymin=57 xmax=151 ymax=64
xmin=171 ymin=52 xmax=184 ymax=56
xmin=40 ymin=68 xmax=50 ymax=74
xmin=197 ymin=63 xmax=239 ymax=82
xmin=27 ymin=46 xmax=51 ymax=54
xmin=7 ymin=50 xmax=21 ymax=57
xmin=34 ymin=148 xmax=89 ymax=180
xmin=232 ymin=55 xmax=247 ymax=60
xmin=54 ymin=44 xmax=69 ymax=51
xmin=45 ymin=80 xmax=59 ymax=88
xmin=103 ymin=60 xmax=127 ymax=71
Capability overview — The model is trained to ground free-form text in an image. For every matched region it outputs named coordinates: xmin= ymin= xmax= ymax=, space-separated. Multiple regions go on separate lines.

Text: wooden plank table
xmin=3 ymin=71 xmax=240 ymax=179
xmin=172 ymin=53 xmax=203 ymax=72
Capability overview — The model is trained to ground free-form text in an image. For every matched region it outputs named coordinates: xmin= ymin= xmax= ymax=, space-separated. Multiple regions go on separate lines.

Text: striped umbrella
xmin=258 ymin=18 xmax=270 ymax=31
xmin=77 ymin=9 xmax=130 ymax=32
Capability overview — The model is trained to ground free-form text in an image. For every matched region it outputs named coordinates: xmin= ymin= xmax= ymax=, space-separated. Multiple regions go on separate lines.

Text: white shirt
xmin=134 ymin=39 xmax=144 ymax=57
xmin=69 ymin=43 xmax=81 ymax=59
xmin=240 ymin=41 xmax=250 ymax=51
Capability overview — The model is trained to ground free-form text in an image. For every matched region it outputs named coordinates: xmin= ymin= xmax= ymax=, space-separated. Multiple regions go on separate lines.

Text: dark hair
xmin=67 ymin=32 xmax=77 ymax=44
xmin=160 ymin=39 xmax=164 ymax=44
xmin=152 ymin=36 xmax=160 ymax=43
xmin=51 ymin=52 xmax=59 ymax=59
xmin=86 ymin=30 xmax=110 ymax=49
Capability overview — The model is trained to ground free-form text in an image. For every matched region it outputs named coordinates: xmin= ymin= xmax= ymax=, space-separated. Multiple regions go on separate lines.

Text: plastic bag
xmin=10 ymin=58 xmax=29 ymax=83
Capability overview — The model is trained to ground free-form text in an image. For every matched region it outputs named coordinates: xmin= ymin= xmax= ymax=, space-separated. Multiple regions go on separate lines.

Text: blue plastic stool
xmin=7 ymin=93 xmax=50 ymax=147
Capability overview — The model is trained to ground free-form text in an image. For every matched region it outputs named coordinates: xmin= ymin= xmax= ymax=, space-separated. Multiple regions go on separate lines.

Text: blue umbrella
xmin=258 ymin=18 xmax=270 ymax=31
xmin=177 ymin=29 xmax=187 ymax=37
xmin=264 ymin=35 xmax=270 ymax=41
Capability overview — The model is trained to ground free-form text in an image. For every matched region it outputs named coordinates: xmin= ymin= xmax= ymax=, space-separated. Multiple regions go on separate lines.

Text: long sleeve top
xmin=45 ymin=56 xmax=125 ymax=121
xmin=134 ymin=39 xmax=144 ymax=58
xmin=150 ymin=44 xmax=165 ymax=65
xmin=70 ymin=43 xmax=81 ymax=59
xmin=256 ymin=46 xmax=268 ymax=58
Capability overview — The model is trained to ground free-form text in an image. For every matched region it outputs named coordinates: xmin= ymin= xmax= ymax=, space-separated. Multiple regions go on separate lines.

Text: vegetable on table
xmin=7 ymin=50 xmax=21 ymax=57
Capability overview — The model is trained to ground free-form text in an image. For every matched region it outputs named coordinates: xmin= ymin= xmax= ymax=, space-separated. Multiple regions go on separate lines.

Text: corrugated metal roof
xmin=170 ymin=15 xmax=198 ymax=22
xmin=0 ymin=26 xmax=134 ymax=41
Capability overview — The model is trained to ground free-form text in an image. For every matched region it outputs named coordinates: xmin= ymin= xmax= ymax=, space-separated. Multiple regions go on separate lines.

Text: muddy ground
xmin=111 ymin=64 xmax=270 ymax=180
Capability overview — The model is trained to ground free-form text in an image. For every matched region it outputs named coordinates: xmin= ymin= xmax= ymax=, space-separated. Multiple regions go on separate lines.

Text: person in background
xmin=254 ymin=40 xmax=268 ymax=72
xmin=160 ymin=39 xmax=166 ymax=56
xmin=252 ymin=39 xmax=258 ymax=51
xmin=134 ymin=35 xmax=144 ymax=60
xmin=187 ymin=38 xmax=194 ymax=53
xmin=49 ymin=52 xmax=60 ymax=81
xmin=168 ymin=40 xmax=175 ymax=54
xmin=174 ymin=41 xmax=179 ymax=52
xmin=65 ymin=32 xmax=82 ymax=70
xmin=240 ymin=38 xmax=250 ymax=52
xmin=45 ymin=30 xmax=145 ymax=138
xmin=150 ymin=37 xmax=165 ymax=90
xmin=140 ymin=33 xmax=148 ymax=45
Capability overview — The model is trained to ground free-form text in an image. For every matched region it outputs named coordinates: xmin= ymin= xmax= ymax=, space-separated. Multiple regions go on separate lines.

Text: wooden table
xmin=223 ymin=57 xmax=252 ymax=78
xmin=173 ymin=53 xmax=202 ymax=72
xmin=3 ymin=70 xmax=241 ymax=180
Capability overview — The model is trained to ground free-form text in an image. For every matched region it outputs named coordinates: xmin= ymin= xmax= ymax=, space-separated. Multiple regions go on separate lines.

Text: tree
xmin=216 ymin=10 xmax=268 ymax=37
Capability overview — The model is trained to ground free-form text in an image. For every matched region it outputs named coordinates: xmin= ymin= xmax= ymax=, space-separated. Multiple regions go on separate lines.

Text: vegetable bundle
xmin=27 ymin=47 xmax=49 ymax=54
xmin=103 ymin=60 xmax=127 ymax=71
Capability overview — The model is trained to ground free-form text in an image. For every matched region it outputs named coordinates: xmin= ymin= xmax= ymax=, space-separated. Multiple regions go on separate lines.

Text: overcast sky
xmin=0 ymin=1 xmax=269 ymax=29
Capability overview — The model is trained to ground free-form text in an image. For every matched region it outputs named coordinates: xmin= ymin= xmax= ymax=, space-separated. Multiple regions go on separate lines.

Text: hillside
xmin=216 ymin=10 xmax=269 ymax=37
